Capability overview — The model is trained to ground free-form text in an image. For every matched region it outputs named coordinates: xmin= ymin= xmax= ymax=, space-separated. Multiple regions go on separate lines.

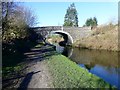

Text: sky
xmin=22 ymin=2 xmax=118 ymax=27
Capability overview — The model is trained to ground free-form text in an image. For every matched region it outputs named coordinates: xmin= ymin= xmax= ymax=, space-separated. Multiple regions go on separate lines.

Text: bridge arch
xmin=47 ymin=30 xmax=73 ymax=45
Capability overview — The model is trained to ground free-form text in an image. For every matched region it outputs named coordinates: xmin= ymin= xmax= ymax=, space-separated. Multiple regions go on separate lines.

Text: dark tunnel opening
xmin=54 ymin=32 xmax=68 ymax=46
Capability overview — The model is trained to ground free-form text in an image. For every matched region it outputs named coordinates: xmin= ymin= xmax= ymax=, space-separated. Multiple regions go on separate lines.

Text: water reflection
xmin=56 ymin=46 xmax=120 ymax=88
xmin=70 ymin=48 xmax=119 ymax=68
xmin=70 ymin=48 xmax=120 ymax=88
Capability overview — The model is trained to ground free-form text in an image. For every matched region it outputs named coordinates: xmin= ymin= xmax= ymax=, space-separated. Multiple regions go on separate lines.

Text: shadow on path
xmin=3 ymin=43 xmax=57 ymax=89
xmin=3 ymin=71 xmax=41 ymax=89
xmin=24 ymin=44 xmax=57 ymax=62
xmin=18 ymin=70 xmax=41 ymax=90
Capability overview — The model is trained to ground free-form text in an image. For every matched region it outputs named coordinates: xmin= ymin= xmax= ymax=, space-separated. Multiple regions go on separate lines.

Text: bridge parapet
xmin=63 ymin=26 xmax=91 ymax=31
xmin=34 ymin=26 xmax=62 ymax=31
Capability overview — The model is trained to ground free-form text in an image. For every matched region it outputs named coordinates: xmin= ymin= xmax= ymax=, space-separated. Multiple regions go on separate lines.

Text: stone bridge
xmin=32 ymin=26 xmax=92 ymax=45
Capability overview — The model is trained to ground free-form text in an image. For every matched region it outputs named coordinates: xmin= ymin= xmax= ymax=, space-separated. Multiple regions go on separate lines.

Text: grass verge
xmin=47 ymin=54 xmax=116 ymax=88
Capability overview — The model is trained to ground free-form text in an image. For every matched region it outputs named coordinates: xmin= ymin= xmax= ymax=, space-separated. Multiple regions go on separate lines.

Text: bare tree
xmin=2 ymin=2 xmax=37 ymax=42
xmin=21 ymin=7 xmax=36 ymax=27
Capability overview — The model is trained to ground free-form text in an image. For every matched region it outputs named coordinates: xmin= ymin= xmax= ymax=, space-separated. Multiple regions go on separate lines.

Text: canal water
xmin=55 ymin=44 xmax=120 ymax=88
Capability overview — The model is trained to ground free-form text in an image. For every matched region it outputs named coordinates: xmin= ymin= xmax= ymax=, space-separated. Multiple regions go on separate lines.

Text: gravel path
xmin=18 ymin=60 xmax=53 ymax=88
xmin=17 ymin=45 xmax=54 ymax=89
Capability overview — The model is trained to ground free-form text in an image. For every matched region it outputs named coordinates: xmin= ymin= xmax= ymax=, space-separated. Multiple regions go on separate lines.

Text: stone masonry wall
xmin=63 ymin=27 xmax=91 ymax=42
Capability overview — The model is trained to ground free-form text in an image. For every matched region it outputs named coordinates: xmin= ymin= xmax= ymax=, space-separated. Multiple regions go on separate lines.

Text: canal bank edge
xmin=46 ymin=54 xmax=116 ymax=88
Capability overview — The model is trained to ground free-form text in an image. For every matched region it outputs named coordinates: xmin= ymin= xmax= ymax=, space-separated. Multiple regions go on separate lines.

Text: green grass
xmin=47 ymin=55 xmax=116 ymax=88
xmin=2 ymin=64 xmax=24 ymax=80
